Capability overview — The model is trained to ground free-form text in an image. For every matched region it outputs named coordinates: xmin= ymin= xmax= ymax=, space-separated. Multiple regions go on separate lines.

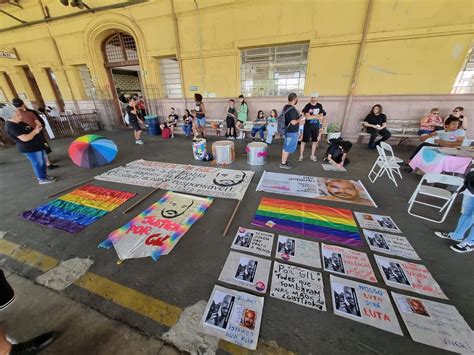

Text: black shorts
xmin=226 ymin=117 xmax=235 ymax=128
xmin=129 ymin=119 xmax=141 ymax=131
xmin=302 ymin=125 xmax=320 ymax=143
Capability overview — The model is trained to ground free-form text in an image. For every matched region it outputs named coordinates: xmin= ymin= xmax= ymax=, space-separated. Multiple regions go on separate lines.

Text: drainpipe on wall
xmin=170 ymin=0 xmax=187 ymax=106
xmin=340 ymin=0 xmax=373 ymax=132
xmin=193 ymin=0 xmax=205 ymax=96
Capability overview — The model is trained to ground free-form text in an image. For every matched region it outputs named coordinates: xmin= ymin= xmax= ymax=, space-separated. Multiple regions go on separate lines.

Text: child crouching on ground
xmin=324 ymin=138 xmax=352 ymax=168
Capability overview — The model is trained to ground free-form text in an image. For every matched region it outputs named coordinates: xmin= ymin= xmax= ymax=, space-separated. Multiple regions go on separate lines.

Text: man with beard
xmin=207 ymin=295 xmax=233 ymax=329
xmin=337 ymin=286 xmax=361 ymax=317
xmin=160 ymin=199 xmax=194 ymax=219
xmin=388 ymin=262 xmax=410 ymax=285
xmin=242 ymin=309 xmax=256 ymax=329
xmin=325 ymin=253 xmax=345 ymax=273
xmin=213 ymin=171 xmax=246 ymax=187
xmin=321 ymin=179 xmax=372 ymax=206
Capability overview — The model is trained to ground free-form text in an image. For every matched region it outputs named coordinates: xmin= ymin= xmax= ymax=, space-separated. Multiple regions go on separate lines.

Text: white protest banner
xmin=231 ymin=227 xmax=274 ymax=257
xmin=95 ymin=159 xmax=254 ymax=200
xmin=330 ymin=275 xmax=403 ymax=335
xmin=322 ymin=243 xmax=377 ymax=283
xmin=275 ymin=235 xmax=321 ymax=269
xmin=218 ymin=251 xmax=271 ymax=294
xmin=270 ymin=261 xmax=326 ymax=311
xmin=354 ymin=212 xmax=401 ymax=233
xmin=363 ymin=229 xmax=420 ymax=260
xmin=256 ymin=171 xmax=376 ymax=207
xmin=374 ymin=255 xmax=447 ymax=299
xmin=392 ymin=292 xmax=473 ymax=353
xmin=201 ymin=285 xmax=264 ymax=350
xmin=322 ymin=164 xmax=347 ymax=172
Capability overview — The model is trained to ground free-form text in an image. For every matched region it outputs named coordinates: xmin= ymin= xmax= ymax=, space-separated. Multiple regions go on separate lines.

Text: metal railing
xmin=0 ymin=120 xmax=15 ymax=148
xmin=48 ymin=112 xmax=101 ymax=139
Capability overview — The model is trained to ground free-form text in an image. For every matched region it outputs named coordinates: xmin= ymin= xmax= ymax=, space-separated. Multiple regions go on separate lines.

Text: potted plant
xmin=327 ymin=122 xmax=342 ymax=142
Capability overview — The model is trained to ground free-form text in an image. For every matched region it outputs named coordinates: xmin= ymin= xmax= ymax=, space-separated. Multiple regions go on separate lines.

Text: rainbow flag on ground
xmin=252 ymin=197 xmax=362 ymax=248
xmin=20 ymin=185 xmax=136 ymax=233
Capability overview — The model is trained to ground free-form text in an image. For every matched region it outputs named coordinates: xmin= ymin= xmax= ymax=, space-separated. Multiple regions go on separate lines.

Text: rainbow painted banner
xmin=252 ymin=197 xmax=362 ymax=248
xmin=20 ymin=185 xmax=136 ymax=233
xmin=100 ymin=191 xmax=213 ymax=261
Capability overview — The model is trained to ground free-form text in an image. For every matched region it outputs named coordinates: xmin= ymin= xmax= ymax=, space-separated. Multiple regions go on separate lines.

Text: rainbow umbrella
xmin=68 ymin=134 xmax=118 ymax=168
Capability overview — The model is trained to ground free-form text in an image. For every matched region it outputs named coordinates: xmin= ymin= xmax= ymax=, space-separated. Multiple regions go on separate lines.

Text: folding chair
xmin=380 ymin=141 xmax=403 ymax=164
xmin=408 ymin=173 xmax=464 ymax=223
xmin=368 ymin=145 xmax=402 ymax=187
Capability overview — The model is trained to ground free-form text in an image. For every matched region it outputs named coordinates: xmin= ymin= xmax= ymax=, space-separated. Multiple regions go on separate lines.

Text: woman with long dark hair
xmin=363 ymin=104 xmax=391 ymax=148
xmin=183 ymin=109 xmax=194 ymax=137
xmin=251 ymin=110 xmax=267 ymax=141
xmin=194 ymin=93 xmax=206 ymax=138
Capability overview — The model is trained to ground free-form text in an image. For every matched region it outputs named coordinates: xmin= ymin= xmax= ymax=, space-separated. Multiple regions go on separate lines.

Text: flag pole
xmin=46 ymin=178 xmax=94 ymax=198
xmin=223 ymin=199 xmax=242 ymax=236
xmin=122 ymin=186 xmax=160 ymax=214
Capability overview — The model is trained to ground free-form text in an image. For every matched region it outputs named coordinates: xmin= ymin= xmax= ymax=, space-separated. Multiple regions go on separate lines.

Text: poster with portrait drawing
xmin=354 ymin=212 xmax=402 ymax=233
xmin=363 ymin=229 xmax=420 ymax=260
xmin=275 ymin=235 xmax=321 ymax=268
xmin=231 ymin=227 xmax=274 ymax=257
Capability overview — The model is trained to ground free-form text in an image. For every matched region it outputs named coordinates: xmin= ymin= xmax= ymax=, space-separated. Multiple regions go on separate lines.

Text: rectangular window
xmin=240 ymin=43 xmax=309 ymax=97
xmin=76 ymin=64 xmax=95 ymax=98
xmin=159 ymin=58 xmax=183 ymax=99
xmin=452 ymin=46 xmax=474 ymax=94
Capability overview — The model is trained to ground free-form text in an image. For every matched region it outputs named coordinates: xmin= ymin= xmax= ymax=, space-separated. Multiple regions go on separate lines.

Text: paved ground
xmin=0 ymin=130 xmax=472 ymax=354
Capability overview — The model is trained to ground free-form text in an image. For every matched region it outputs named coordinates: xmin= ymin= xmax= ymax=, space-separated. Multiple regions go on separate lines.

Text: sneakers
xmin=10 ymin=331 xmax=59 ymax=354
xmin=135 ymin=139 xmax=144 ymax=145
xmin=298 ymin=156 xmax=303 ymax=162
xmin=434 ymin=231 xmax=451 ymax=239
xmin=450 ymin=242 xmax=474 ymax=253
xmin=38 ymin=177 xmax=56 ymax=185
xmin=310 ymin=156 xmax=317 ymax=162
xmin=279 ymin=162 xmax=293 ymax=169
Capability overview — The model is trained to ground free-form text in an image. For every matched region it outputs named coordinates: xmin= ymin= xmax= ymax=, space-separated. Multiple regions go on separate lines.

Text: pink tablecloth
xmin=409 ymin=147 xmax=472 ymax=174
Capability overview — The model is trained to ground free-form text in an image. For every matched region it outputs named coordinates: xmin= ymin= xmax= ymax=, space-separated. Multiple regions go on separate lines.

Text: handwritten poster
xmin=354 ymin=212 xmax=402 ymax=233
xmin=330 ymin=275 xmax=402 ymax=335
xmin=363 ymin=229 xmax=420 ymax=260
xmin=392 ymin=292 xmax=473 ymax=353
xmin=322 ymin=244 xmax=377 ymax=283
xmin=231 ymin=227 xmax=274 ymax=257
xmin=218 ymin=251 xmax=271 ymax=294
xmin=270 ymin=261 xmax=326 ymax=311
xmin=95 ymin=159 xmax=254 ymax=200
xmin=99 ymin=192 xmax=212 ymax=261
xmin=374 ymin=255 xmax=447 ymax=299
xmin=275 ymin=235 xmax=321 ymax=269
xmin=201 ymin=285 xmax=264 ymax=350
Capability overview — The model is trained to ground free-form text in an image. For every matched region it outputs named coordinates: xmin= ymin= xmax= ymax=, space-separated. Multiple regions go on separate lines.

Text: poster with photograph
xmin=231 ymin=227 xmax=274 ymax=257
xmin=275 ymin=235 xmax=321 ymax=269
xmin=270 ymin=261 xmax=326 ymax=311
xmin=330 ymin=276 xmax=402 ymax=335
xmin=392 ymin=292 xmax=473 ymax=353
xmin=375 ymin=255 xmax=447 ymax=299
xmin=201 ymin=285 xmax=264 ymax=350
xmin=322 ymin=164 xmax=347 ymax=172
xmin=218 ymin=251 xmax=271 ymax=294
xmin=322 ymin=244 xmax=377 ymax=283
xmin=363 ymin=229 xmax=420 ymax=260
xmin=354 ymin=212 xmax=402 ymax=233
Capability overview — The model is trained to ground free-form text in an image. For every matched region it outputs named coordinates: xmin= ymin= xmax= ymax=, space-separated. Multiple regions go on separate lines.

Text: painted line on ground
xmin=0 ymin=239 xmax=293 ymax=354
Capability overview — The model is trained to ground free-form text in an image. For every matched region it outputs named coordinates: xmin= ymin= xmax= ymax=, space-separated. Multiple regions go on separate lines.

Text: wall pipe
xmin=193 ymin=0 xmax=205 ymax=95
xmin=170 ymin=0 xmax=187 ymax=105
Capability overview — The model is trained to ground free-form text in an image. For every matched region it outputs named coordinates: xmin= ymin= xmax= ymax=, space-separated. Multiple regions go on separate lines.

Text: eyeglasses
xmin=433 ymin=112 xmax=440 ymax=115
xmin=454 ymin=110 xmax=460 ymax=112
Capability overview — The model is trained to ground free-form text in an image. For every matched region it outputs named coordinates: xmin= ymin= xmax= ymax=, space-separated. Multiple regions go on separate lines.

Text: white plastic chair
xmin=380 ymin=141 xmax=403 ymax=164
xmin=368 ymin=145 xmax=402 ymax=187
xmin=408 ymin=173 xmax=464 ymax=223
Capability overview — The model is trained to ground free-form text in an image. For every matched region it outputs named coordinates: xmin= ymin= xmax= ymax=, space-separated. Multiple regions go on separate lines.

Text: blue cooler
xmin=145 ymin=115 xmax=158 ymax=136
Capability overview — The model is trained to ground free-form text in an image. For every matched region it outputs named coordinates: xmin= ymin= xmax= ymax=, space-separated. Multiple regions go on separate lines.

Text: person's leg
xmin=0 ymin=327 xmax=12 ymax=355
xmin=310 ymin=142 xmax=317 ymax=159
xmin=251 ymin=127 xmax=257 ymax=138
xmin=266 ymin=126 xmax=275 ymax=144
xmin=299 ymin=142 xmax=305 ymax=160
xmin=258 ymin=127 xmax=265 ymax=140
xmin=366 ymin=128 xmax=378 ymax=148
xmin=24 ymin=151 xmax=47 ymax=181
xmin=408 ymin=142 xmax=438 ymax=160
xmin=170 ymin=125 xmax=175 ymax=138
xmin=449 ymin=195 xmax=474 ymax=241
xmin=376 ymin=128 xmax=391 ymax=144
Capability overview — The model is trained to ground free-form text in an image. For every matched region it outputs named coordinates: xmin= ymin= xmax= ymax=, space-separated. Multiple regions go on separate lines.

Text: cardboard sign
xmin=392 ymin=292 xmax=473 ymax=353
xmin=322 ymin=244 xmax=377 ymax=283
xmin=330 ymin=275 xmax=402 ymax=335
xmin=375 ymin=255 xmax=447 ymax=299
xmin=354 ymin=212 xmax=402 ymax=233
xmin=201 ymin=285 xmax=264 ymax=350
xmin=275 ymin=235 xmax=321 ymax=269
xmin=231 ymin=227 xmax=274 ymax=257
xmin=270 ymin=261 xmax=326 ymax=311
xmin=218 ymin=251 xmax=271 ymax=294
xmin=363 ymin=229 xmax=420 ymax=260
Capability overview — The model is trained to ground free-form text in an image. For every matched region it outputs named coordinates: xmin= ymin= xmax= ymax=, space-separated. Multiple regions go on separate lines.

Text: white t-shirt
xmin=437 ymin=129 xmax=465 ymax=142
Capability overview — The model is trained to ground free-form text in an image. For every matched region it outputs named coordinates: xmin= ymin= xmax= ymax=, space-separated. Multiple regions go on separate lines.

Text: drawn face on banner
xmin=213 ymin=171 xmax=246 ymax=187
xmin=332 ymin=253 xmax=343 ymax=269
xmin=344 ymin=286 xmax=356 ymax=307
xmin=407 ymin=298 xmax=430 ymax=317
xmin=160 ymin=199 xmax=195 ymax=219
xmin=242 ymin=309 xmax=256 ymax=329
xmin=325 ymin=180 xmax=359 ymax=200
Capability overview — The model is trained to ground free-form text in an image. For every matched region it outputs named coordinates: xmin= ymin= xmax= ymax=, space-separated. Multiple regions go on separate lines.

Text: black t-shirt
xmin=195 ymin=102 xmax=204 ymax=118
xmin=6 ymin=121 xmax=45 ymax=153
xmin=327 ymin=144 xmax=343 ymax=163
xmin=167 ymin=114 xmax=178 ymax=124
xmin=283 ymin=104 xmax=300 ymax=133
xmin=302 ymin=103 xmax=326 ymax=127
xmin=364 ymin=113 xmax=387 ymax=127
xmin=183 ymin=114 xmax=193 ymax=124
xmin=227 ymin=107 xmax=236 ymax=118
xmin=126 ymin=106 xmax=139 ymax=122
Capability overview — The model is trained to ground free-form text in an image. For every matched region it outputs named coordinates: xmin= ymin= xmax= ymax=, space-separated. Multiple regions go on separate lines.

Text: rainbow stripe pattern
xmin=20 ymin=185 xmax=136 ymax=233
xmin=252 ymin=197 xmax=362 ymax=248
xmin=99 ymin=191 xmax=213 ymax=261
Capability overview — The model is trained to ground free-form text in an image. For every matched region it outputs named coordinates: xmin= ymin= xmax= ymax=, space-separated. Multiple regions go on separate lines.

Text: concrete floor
xmin=0 ymin=129 xmax=472 ymax=354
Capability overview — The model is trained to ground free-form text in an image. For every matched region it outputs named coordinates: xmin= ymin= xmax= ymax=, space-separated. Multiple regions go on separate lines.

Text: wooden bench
xmin=358 ymin=119 xmax=420 ymax=145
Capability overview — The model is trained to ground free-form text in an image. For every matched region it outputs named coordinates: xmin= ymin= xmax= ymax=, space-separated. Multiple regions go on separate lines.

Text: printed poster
xmin=354 ymin=212 xmax=401 ymax=233
xmin=374 ymin=255 xmax=447 ymax=299
xmin=218 ymin=251 xmax=271 ymax=294
xmin=322 ymin=243 xmax=377 ymax=283
xmin=392 ymin=292 xmax=474 ymax=353
xmin=231 ymin=227 xmax=274 ymax=257
xmin=256 ymin=171 xmax=376 ymax=207
xmin=99 ymin=191 xmax=212 ymax=261
xmin=270 ymin=261 xmax=326 ymax=311
xmin=275 ymin=235 xmax=321 ymax=269
xmin=330 ymin=275 xmax=402 ymax=335
xmin=322 ymin=164 xmax=346 ymax=172
xmin=363 ymin=229 xmax=420 ymax=260
xmin=201 ymin=285 xmax=264 ymax=350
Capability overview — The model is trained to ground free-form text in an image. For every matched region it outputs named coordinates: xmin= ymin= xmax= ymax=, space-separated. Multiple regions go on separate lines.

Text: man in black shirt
xmin=280 ymin=93 xmax=302 ymax=169
xmin=300 ymin=93 xmax=326 ymax=162
xmin=363 ymin=104 xmax=391 ymax=148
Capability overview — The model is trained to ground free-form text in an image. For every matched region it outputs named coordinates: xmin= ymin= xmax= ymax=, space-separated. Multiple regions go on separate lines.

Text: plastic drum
xmin=212 ymin=141 xmax=235 ymax=165
xmin=192 ymin=138 xmax=207 ymax=160
xmin=246 ymin=142 xmax=268 ymax=165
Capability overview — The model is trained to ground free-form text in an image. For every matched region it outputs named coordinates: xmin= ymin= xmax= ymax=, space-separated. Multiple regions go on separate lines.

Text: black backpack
xmin=277 ymin=106 xmax=296 ymax=136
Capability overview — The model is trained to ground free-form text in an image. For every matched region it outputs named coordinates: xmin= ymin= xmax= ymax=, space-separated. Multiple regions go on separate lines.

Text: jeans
xmin=251 ymin=126 xmax=265 ymax=139
xmin=449 ymin=194 xmax=474 ymax=243
xmin=183 ymin=124 xmax=192 ymax=136
xmin=24 ymin=150 xmax=47 ymax=180
xmin=266 ymin=124 xmax=278 ymax=144
xmin=366 ymin=127 xmax=391 ymax=148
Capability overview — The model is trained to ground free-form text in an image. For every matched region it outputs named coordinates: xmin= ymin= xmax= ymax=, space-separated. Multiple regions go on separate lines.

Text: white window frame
xmin=452 ymin=45 xmax=474 ymax=94
xmin=159 ymin=58 xmax=183 ymax=99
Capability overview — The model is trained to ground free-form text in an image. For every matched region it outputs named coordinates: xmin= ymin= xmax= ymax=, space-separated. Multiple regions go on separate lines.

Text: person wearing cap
xmin=299 ymin=93 xmax=326 ymax=162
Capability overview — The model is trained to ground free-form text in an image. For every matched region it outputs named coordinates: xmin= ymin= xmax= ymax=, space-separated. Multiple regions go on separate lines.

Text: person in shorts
xmin=194 ymin=93 xmax=206 ymax=138
xmin=279 ymin=93 xmax=302 ymax=169
xmin=161 ymin=107 xmax=179 ymax=138
xmin=225 ymin=99 xmax=237 ymax=139
xmin=126 ymin=97 xmax=145 ymax=144
xmin=299 ymin=93 xmax=326 ymax=162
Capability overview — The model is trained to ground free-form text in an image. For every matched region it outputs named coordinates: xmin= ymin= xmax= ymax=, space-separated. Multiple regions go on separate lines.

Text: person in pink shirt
xmin=419 ymin=108 xmax=444 ymax=135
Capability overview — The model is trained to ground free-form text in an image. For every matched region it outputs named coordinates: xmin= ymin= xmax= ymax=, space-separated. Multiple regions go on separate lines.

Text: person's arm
xmin=436 ymin=139 xmax=464 ymax=147
xmin=420 ymin=131 xmax=437 ymax=142
xmin=363 ymin=115 xmax=375 ymax=128
xmin=420 ymin=116 xmax=430 ymax=128
xmin=462 ymin=117 xmax=468 ymax=130
xmin=17 ymin=126 xmax=42 ymax=142
xmin=200 ymin=102 xmax=206 ymax=115
xmin=380 ymin=116 xmax=387 ymax=130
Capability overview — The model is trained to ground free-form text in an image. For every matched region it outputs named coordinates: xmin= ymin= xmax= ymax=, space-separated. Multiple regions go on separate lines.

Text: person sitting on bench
xmin=363 ymin=104 xmax=391 ymax=149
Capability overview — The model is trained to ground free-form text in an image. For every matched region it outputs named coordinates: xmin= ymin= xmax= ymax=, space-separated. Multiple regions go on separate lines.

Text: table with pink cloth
xmin=409 ymin=146 xmax=472 ymax=174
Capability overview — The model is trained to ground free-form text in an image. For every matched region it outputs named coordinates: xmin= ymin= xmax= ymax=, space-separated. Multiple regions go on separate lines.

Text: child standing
xmin=226 ymin=99 xmax=237 ymax=139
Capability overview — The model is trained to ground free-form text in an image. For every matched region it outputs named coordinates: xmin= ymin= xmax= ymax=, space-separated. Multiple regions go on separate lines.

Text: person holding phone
xmin=127 ymin=97 xmax=145 ymax=145
xmin=279 ymin=93 xmax=302 ymax=169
